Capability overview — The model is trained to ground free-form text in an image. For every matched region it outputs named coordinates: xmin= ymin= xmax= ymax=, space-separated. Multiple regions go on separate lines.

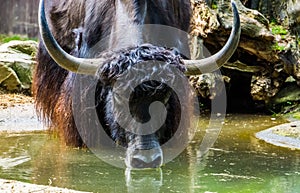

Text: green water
xmin=0 ymin=114 xmax=299 ymax=193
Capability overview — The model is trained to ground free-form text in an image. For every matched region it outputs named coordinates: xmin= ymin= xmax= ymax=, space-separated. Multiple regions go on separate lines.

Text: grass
xmin=272 ymin=26 xmax=288 ymax=35
xmin=270 ymin=23 xmax=288 ymax=36
xmin=0 ymin=34 xmax=37 ymax=44
xmin=272 ymin=42 xmax=286 ymax=51
xmin=265 ymin=22 xmax=290 ymax=51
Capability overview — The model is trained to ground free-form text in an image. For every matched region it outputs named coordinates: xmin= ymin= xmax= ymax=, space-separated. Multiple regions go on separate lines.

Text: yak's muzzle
xmin=126 ymin=134 xmax=163 ymax=169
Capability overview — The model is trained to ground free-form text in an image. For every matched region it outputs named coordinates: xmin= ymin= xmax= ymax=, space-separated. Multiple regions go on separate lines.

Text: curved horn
xmin=184 ymin=0 xmax=241 ymax=75
xmin=38 ymin=0 xmax=103 ymax=75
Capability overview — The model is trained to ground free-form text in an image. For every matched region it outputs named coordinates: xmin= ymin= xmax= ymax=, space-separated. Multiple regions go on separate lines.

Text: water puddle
xmin=0 ymin=114 xmax=299 ymax=192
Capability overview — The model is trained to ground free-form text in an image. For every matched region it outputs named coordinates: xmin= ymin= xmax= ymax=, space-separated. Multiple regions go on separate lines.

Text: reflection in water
xmin=0 ymin=156 xmax=31 ymax=170
xmin=0 ymin=115 xmax=299 ymax=192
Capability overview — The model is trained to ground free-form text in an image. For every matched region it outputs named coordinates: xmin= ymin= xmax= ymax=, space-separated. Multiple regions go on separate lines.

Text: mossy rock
xmin=272 ymin=83 xmax=300 ymax=103
xmin=0 ymin=65 xmax=21 ymax=90
xmin=268 ymin=82 xmax=300 ymax=113
xmin=7 ymin=40 xmax=38 ymax=56
xmin=0 ymin=40 xmax=37 ymax=91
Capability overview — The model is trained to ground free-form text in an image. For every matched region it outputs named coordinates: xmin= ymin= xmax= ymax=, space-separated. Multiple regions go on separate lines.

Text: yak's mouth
xmin=125 ymin=135 xmax=163 ymax=169
xmin=127 ymin=147 xmax=163 ymax=169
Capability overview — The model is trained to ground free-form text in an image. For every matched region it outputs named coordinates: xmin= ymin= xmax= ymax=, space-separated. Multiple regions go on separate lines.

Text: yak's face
xmin=106 ymin=80 xmax=171 ymax=168
xmin=96 ymin=45 xmax=189 ymax=168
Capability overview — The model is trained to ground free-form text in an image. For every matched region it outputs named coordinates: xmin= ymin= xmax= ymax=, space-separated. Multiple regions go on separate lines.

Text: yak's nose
xmin=127 ymin=147 xmax=163 ymax=169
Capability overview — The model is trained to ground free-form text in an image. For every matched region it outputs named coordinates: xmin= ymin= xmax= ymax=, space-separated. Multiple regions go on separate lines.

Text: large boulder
xmin=190 ymin=0 xmax=300 ymax=113
xmin=0 ymin=40 xmax=38 ymax=92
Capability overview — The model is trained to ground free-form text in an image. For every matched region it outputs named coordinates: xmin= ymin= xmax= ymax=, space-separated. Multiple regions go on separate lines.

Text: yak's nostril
xmin=127 ymin=147 xmax=163 ymax=169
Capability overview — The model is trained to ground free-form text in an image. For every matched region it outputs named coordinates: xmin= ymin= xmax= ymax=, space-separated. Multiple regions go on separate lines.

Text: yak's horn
xmin=184 ymin=0 xmax=241 ymax=75
xmin=38 ymin=0 xmax=103 ymax=75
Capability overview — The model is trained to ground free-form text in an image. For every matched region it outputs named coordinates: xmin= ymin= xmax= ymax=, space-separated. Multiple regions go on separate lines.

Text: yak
xmin=34 ymin=0 xmax=240 ymax=169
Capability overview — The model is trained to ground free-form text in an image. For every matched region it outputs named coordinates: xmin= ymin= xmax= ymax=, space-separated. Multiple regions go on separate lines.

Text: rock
xmin=256 ymin=121 xmax=300 ymax=150
xmin=0 ymin=40 xmax=38 ymax=92
xmin=189 ymin=72 xmax=228 ymax=99
xmin=250 ymin=75 xmax=283 ymax=101
xmin=271 ymin=83 xmax=300 ymax=104
xmin=223 ymin=61 xmax=265 ymax=73
xmin=190 ymin=0 xmax=300 ymax=113
xmin=0 ymin=65 xmax=21 ymax=91
xmin=267 ymin=82 xmax=300 ymax=113
xmin=286 ymin=0 xmax=300 ymax=35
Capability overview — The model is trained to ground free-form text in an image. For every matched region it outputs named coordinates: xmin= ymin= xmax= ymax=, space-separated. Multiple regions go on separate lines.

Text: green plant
xmin=270 ymin=19 xmax=278 ymax=25
xmin=0 ymin=34 xmax=37 ymax=44
xmin=271 ymin=25 xmax=288 ymax=36
xmin=272 ymin=42 xmax=286 ymax=51
xmin=211 ymin=3 xmax=218 ymax=9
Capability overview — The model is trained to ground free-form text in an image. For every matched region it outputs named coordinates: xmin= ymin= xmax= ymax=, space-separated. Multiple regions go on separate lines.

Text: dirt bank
xmin=0 ymin=89 xmax=33 ymax=109
xmin=0 ymin=179 xmax=90 ymax=193
xmin=0 ymin=90 xmax=44 ymax=133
